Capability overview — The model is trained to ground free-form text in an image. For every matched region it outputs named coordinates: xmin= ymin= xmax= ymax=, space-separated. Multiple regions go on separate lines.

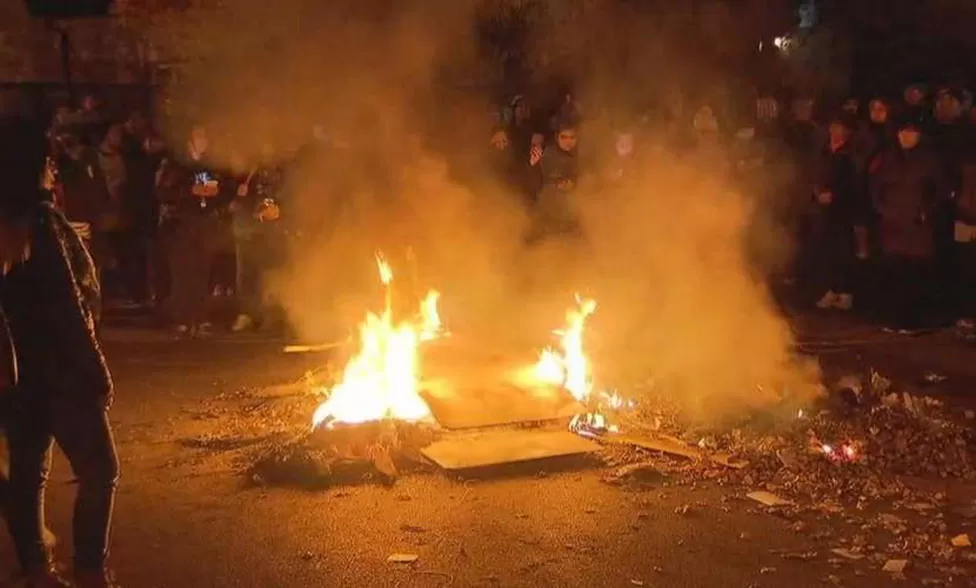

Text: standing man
xmin=871 ymin=116 xmax=950 ymax=329
xmin=0 ymin=116 xmax=120 ymax=587
xmin=156 ymin=125 xmax=226 ymax=337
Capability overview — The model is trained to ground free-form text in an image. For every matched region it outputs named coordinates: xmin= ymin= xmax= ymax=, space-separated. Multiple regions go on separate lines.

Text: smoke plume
xmin=153 ymin=0 xmax=820 ymax=423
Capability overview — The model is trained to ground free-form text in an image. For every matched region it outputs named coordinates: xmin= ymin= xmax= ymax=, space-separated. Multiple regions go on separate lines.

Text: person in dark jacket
xmin=120 ymin=114 xmax=164 ymax=308
xmin=530 ymin=116 xmax=580 ymax=241
xmin=853 ymin=97 xmax=894 ymax=175
xmin=811 ymin=115 xmax=861 ymax=310
xmin=0 ymin=116 xmax=120 ymax=588
xmin=156 ymin=125 xmax=228 ymax=337
xmin=952 ymin=148 xmax=976 ymax=331
xmin=870 ymin=116 xmax=951 ymax=329
xmin=492 ymin=94 xmax=545 ymax=204
xmin=230 ymin=147 xmax=284 ymax=333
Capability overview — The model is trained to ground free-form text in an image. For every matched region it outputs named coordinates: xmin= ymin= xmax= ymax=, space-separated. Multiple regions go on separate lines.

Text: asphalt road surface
xmin=2 ymin=317 xmax=975 ymax=588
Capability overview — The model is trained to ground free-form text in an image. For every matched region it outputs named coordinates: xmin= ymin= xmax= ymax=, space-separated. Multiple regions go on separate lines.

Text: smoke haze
xmin=153 ymin=0 xmax=820 ymax=423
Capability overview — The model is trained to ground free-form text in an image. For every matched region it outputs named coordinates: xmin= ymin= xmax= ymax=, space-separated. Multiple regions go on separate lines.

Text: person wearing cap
xmin=0 ymin=116 xmax=120 ymax=587
xmin=870 ymin=115 xmax=951 ymax=329
xmin=810 ymin=114 xmax=861 ymax=310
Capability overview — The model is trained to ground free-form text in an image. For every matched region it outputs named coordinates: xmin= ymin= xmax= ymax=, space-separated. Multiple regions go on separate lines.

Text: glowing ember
xmin=816 ymin=440 xmax=861 ymax=464
xmin=569 ymin=412 xmax=619 ymax=438
xmin=533 ymin=295 xmax=598 ymax=402
xmin=311 ymin=253 xmax=441 ymax=429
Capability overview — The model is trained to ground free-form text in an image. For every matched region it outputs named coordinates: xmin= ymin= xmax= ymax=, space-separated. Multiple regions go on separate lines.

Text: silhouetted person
xmin=0 ymin=116 xmax=120 ymax=588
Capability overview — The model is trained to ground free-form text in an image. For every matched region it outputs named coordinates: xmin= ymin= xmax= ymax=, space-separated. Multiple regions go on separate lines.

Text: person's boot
xmin=231 ymin=314 xmax=254 ymax=333
xmin=24 ymin=565 xmax=71 ymax=588
xmin=75 ymin=567 xmax=121 ymax=588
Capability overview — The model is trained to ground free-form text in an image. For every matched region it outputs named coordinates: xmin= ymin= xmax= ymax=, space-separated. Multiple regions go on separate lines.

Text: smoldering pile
xmin=247 ymin=420 xmax=439 ymax=489
xmin=608 ymin=369 xmax=975 ymax=506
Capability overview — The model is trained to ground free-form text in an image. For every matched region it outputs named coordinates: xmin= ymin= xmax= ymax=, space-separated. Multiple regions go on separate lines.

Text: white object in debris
xmin=747 ymin=491 xmax=793 ymax=507
xmin=387 ymin=553 xmax=419 ymax=564
xmin=951 ymin=534 xmax=971 ymax=548
xmin=882 ymin=559 xmax=909 ymax=573
xmin=830 ymin=548 xmax=864 ymax=560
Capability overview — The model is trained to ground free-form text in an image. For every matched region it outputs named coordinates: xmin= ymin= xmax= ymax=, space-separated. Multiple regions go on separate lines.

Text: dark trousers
xmin=813 ymin=227 xmax=855 ymax=295
xmin=164 ymin=216 xmax=218 ymax=326
xmin=875 ymin=256 xmax=939 ymax=329
xmin=3 ymin=395 xmax=119 ymax=572
xmin=235 ymin=235 xmax=266 ymax=319
xmin=952 ymin=241 xmax=976 ymax=318
xmin=91 ymin=230 xmax=150 ymax=304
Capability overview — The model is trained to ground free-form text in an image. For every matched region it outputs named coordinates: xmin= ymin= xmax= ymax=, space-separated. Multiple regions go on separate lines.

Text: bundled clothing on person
xmin=869 ymin=116 xmax=951 ymax=329
xmin=531 ymin=117 xmax=581 ymax=240
xmin=0 ymin=116 xmax=120 ymax=588
xmin=809 ymin=115 xmax=865 ymax=311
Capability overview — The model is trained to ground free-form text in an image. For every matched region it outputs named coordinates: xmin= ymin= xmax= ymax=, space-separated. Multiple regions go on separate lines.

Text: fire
xmin=533 ymin=296 xmax=597 ymax=402
xmin=419 ymin=290 xmax=441 ymax=342
xmin=311 ymin=253 xmax=442 ymax=429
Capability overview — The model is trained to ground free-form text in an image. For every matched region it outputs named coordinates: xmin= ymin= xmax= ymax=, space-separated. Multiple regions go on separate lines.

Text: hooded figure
xmin=0 ymin=116 xmax=119 ymax=588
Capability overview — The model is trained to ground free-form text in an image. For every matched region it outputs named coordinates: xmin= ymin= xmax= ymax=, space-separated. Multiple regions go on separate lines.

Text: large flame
xmin=311 ymin=254 xmax=441 ymax=429
xmin=533 ymin=296 xmax=597 ymax=402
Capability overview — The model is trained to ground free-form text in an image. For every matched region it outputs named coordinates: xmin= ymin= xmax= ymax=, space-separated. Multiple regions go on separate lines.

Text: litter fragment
xmin=711 ymin=453 xmax=749 ymax=469
xmin=630 ymin=580 xmax=644 ymax=587
xmin=882 ymin=559 xmax=908 ymax=573
xmin=387 ymin=553 xmax=419 ymax=564
xmin=830 ymin=548 xmax=864 ymax=560
xmin=950 ymin=534 xmax=971 ymax=548
xmin=747 ymin=491 xmax=793 ymax=507
xmin=760 ymin=567 xmax=777 ymax=575
xmin=603 ymin=462 xmax=664 ymax=485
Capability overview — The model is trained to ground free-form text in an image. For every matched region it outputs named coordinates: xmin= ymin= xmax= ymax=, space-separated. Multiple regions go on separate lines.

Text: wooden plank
xmin=421 ymin=429 xmax=599 ymax=470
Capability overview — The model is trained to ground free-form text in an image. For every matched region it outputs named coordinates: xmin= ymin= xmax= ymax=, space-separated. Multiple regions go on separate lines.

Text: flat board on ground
xmin=419 ymin=339 xmax=583 ymax=429
xmin=421 ymin=429 xmax=599 ymax=470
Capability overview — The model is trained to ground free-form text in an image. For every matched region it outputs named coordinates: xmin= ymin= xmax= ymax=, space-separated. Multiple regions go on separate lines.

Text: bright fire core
xmin=533 ymin=296 xmax=598 ymax=402
xmin=311 ymin=254 xmax=441 ymax=429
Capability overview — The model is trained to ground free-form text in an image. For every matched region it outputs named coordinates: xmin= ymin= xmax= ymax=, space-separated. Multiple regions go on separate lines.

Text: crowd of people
xmin=3 ymin=75 xmax=976 ymax=587
xmin=46 ymin=95 xmax=288 ymax=338
xmin=488 ymin=82 xmax=976 ymax=332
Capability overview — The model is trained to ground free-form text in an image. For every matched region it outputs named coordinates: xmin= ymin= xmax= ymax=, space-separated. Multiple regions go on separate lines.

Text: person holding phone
xmin=156 ymin=125 xmax=226 ymax=337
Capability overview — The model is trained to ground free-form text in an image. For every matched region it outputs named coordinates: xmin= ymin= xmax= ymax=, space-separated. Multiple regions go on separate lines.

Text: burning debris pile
xmin=249 ymin=420 xmax=438 ymax=488
xmin=312 ymin=253 xmax=442 ymax=429
xmin=250 ymin=253 xmax=444 ymax=487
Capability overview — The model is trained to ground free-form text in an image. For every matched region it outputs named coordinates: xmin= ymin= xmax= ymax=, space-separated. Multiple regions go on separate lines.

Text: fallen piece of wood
xmin=606 ymin=434 xmax=702 ymax=461
xmin=284 ymin=341 xmax=348 ymax=353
